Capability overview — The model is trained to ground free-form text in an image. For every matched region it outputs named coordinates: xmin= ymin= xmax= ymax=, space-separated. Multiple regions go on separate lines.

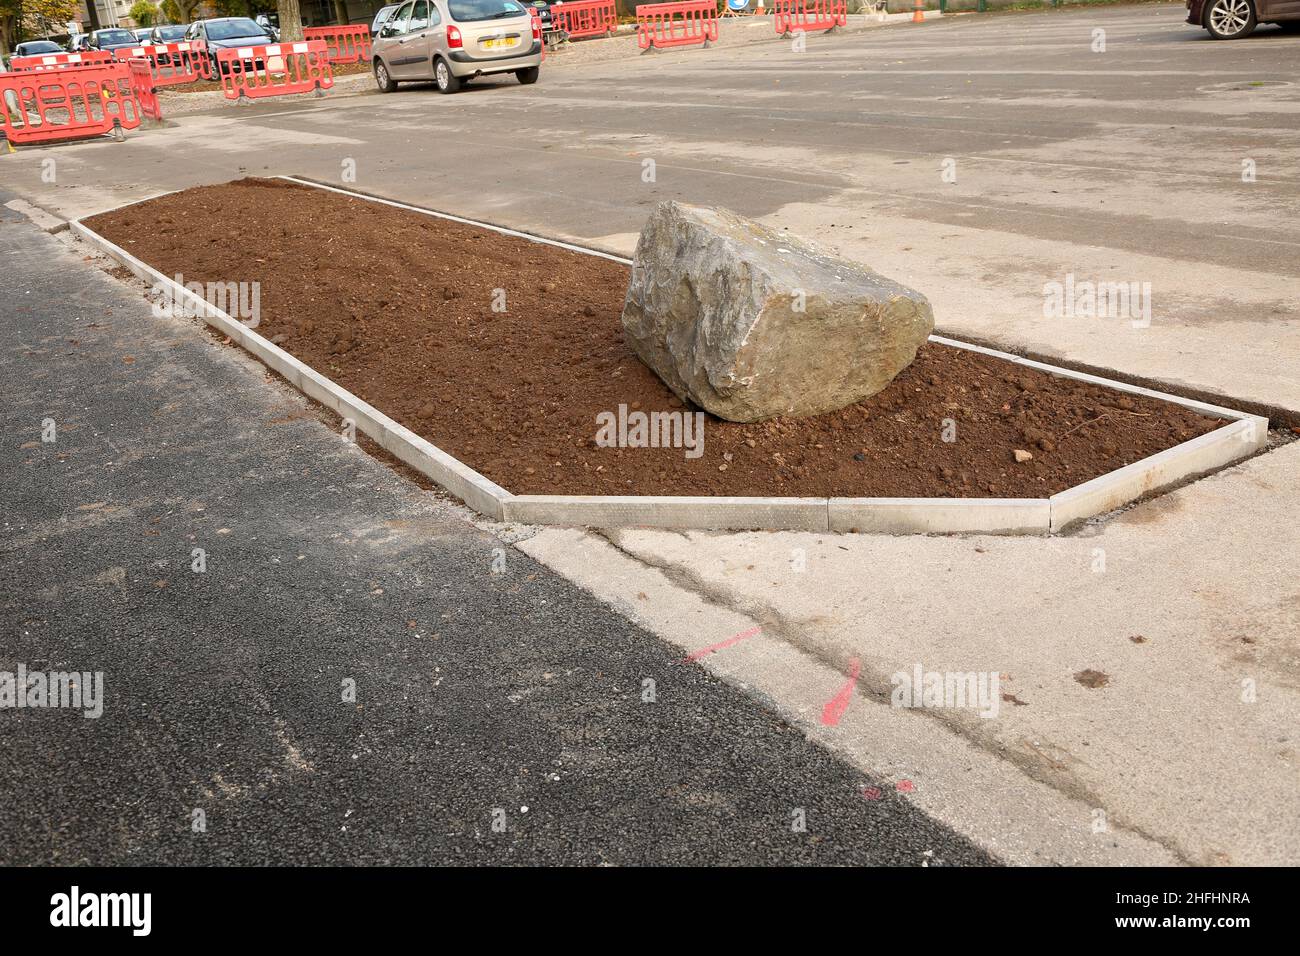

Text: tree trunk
xmin=277 ymin=0 xmax=303 ymax=40
xmin=332 ymin=0 xmax=349 ymax=25
xmin=86 ymin=0 xmax=104 ymax=30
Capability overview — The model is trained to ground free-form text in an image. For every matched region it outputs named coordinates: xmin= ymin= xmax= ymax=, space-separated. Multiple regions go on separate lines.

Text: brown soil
xmin=86 ymin=178 xmax=1225 ymax=499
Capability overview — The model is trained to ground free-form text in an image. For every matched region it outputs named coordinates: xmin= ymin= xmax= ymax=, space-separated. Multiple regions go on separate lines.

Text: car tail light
xmin=531 ymin=12 xmax=541 ymax=40
xmin=446 ymin=25 xmax=462 ymax=48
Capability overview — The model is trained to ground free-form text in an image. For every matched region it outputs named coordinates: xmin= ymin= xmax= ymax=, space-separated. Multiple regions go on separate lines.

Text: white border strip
xmin=828 ymin=498 xmax=1050 ymax=536
xmin=70 ymin=218 xmax=512 ymax=521
xmin=74 ymin=182 xmax=1272 ymax=536
xmin=505 ymin=495 xmax=830 ymax=532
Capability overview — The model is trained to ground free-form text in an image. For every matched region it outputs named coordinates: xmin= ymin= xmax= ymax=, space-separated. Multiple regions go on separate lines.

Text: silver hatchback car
xmin=372 ymin=0 xmax=542 ymax=94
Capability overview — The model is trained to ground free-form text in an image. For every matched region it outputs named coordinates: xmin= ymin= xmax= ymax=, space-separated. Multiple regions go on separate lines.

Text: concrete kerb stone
xmin=505 ymin=495 xmax=831 ymax=532
xmin=828 ymin=497 xmax=1050 ymax=535
xmin=70 ymin=185 xmax=1272 ymax=536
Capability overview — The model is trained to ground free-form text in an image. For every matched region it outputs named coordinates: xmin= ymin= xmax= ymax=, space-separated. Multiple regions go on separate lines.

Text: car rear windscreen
xmin=448 ymin=0 xmax=527 ymax=22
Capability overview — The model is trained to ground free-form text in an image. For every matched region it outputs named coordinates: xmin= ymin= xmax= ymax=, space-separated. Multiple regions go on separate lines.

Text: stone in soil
xmin=621 ymin=201 xmax=934 ymax=422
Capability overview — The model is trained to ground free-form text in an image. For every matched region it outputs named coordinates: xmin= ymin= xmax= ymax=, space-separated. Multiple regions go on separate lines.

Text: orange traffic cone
xmin=912 ymin=0 xmax=925 ymax=22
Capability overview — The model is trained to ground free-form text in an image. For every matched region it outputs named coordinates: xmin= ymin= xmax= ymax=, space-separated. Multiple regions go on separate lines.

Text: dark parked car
xmin=372 ymin=3 xmax=401 ymax=35
xmin=12 ymin=39 xmax=65 ymax=57
xmin=1187 ymin=0 xmax=1300 ymax=38
xmin=143 ymin=24 xmax=190 ymax=64
xmin=4 ymin=39 xmax=63 ymax=69
xmin=149 ymin=24 xmax=190 ymax=45
xmin=186 ymin=17 xmax=279 ymax=74
xmin=88 ymin=28 xmax=142 ymax=51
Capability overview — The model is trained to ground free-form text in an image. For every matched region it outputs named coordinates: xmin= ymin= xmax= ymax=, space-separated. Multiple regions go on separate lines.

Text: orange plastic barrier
xmin=773 ymin=0 xmax=847 ymax=34
xmin=215 ymin=40 xmax=334 ymax=101
xmin=553 ymin=0 xmax=618 ymax=40
xmin=302 ymin=24 xmax=373 ymax=63
xmin=127 ymin=58 xmax=163 ymax=122
xmin=0 ymin=62 xmax=140 ymax=147
xmin=8 ymin=50 xmax=114 ymax=71
xmin=636 ymin=0 xmax=718 ymax=50
xmin=190 ymin=38 xmax=216 ymax=79
xmin=113 ymin=42 xmax=203 ymax=86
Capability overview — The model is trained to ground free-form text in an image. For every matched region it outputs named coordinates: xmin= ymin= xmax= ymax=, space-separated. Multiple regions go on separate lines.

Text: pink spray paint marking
xmin=821 ymin=657 xmax=861 ymax=726
xmin=861 ymin=781 xmax=917 ymax=801
xmin=685 ymin=625 xmax=762 ymax=662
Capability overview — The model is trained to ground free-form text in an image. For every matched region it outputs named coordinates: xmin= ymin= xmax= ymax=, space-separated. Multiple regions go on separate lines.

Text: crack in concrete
xmin=592 ymin=526 xmax=1194 ymax=865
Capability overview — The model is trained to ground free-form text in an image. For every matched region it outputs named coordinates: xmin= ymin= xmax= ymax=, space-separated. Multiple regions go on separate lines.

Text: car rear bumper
xmin=447 ymin=40 xmax=542 ymax=75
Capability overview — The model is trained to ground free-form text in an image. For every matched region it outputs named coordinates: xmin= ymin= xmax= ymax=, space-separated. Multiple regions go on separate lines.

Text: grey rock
xmin=621 ymin=202 xmax=935 ymax=422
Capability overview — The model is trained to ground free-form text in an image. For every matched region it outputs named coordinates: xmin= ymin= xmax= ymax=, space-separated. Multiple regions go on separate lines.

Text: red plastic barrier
xmin=127 ymin=58 xmax=164 ymax=122
xmin=9 ymin=50 xmax=114 ymax=71
xmin=773 ymin=0 xmax=847 ymax=35
xmin=188 ymin=38 xmax=215 ymax=79
xmin=215 ymin=40 xmax=334 ymax=101
xmin=113 ymin=42 xmax=203 ymax=86
xmin=636 ymin=1 xmax=718 ymax=50
xmin=303 ymin=24 xmax=373 ymax=63
xmin=0 ymin=61 xmax=140 ymax=146
xmin=553 ymin=0 xmax=618 ymax=40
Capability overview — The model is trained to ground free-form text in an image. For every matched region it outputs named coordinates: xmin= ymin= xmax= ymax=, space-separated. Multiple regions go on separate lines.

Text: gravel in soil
xmin=86 ymin=178 xmax=1225 ymax=499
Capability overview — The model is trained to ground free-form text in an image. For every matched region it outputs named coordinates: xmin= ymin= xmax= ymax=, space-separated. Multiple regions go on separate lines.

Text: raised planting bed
xmin=75 ymin=177 xmax=1269 ymax=534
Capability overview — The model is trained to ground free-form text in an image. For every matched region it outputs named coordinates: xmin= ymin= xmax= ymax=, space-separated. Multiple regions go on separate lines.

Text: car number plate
xmin=481 ymin=37 xmax=518 ymax=50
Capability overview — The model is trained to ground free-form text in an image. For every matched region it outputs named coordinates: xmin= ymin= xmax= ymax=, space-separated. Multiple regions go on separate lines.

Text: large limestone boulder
xmin=621 ymin=202 xmax=935 ymax=422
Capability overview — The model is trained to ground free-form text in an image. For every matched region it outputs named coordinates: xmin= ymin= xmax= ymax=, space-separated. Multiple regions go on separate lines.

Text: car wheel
xmin=434 ymin=57 xmax=461 ymax=94
xmin=1205 ymin=0 xmax=1257 ymax=38
xmin=516 ymin=66 xmax=540 ymax=85
xmin=374 ymin=59 xmax=397 ymax=93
